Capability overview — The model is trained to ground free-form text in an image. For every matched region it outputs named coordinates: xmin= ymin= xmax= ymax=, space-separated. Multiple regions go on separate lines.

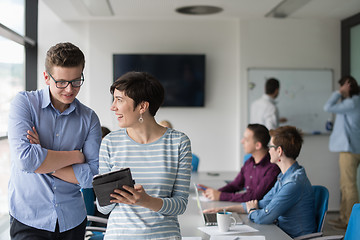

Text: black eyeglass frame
xmin=48 ymin=72 xmax=84 ymax=89
xmin=267 ymin=144 xmax=280 ymax=149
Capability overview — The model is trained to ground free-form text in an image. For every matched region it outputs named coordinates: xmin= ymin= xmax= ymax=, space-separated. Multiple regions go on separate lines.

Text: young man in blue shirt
xmin=8 ymin=42 xmax=102 ymax=240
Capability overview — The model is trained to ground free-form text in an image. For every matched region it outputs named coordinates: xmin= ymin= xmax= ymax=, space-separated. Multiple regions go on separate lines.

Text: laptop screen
xmin=193 ymin=183 xmax=218 ymax=226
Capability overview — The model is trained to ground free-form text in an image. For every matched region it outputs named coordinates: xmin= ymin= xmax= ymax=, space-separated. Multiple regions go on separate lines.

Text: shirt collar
xmin=262 ymin=94 xmax=277 ymax=104
xmin=41 ymin=86 xmax=52 ymax=109
xmin=41 ymin=86 xmax=77 ymax=114
xmin=278 ymin=161 xmax=300 ymax=182
xmin=251 ymin=152 xmax=271 ymax=166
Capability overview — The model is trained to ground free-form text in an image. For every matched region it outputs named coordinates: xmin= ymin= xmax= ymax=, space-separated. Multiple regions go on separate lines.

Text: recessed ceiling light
xmin=176 ymin=5 xmax=223 ymax=15
xmin=265 ymin=0 xmax=311 ymax=18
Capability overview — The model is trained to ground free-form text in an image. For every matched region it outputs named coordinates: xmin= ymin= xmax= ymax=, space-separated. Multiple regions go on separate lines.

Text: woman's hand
xmin=203 ymin=204 xmax=245 ymax=214
xmin=203 ymin=207 xmax=224 ymax=213
xmin=27 ymin=126 xmax=40 ymax=145
xmin=246 ymin=200 xmax=258 ymax=213
xmin=110 ymin=184 xmax=163 ymax=211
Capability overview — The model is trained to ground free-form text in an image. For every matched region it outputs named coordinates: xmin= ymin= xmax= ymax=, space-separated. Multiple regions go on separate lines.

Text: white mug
xmin=216 ymin=212 xmax=237 ymax=232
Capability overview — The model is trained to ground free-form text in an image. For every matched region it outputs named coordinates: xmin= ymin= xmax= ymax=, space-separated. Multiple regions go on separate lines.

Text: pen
xmin=197 ymin=184 xmax=207 ymax=191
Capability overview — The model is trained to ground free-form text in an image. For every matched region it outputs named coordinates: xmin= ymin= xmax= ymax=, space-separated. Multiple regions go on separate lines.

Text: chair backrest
xmin=81 ymin=188 xmax=96 ymax=216
xmin=312 ymin=185 xmax=329 ymax=233
xmin=191 ymin=154 xmax=199 ymax=172
xmin=344 ymin=203 xmax=360 ymax=240
xmin=243 ymin=153 xmax=252 ymax=164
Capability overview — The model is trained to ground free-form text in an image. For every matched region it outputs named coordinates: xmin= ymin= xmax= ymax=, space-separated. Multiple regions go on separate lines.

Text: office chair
xmin=81 ymin=188 xmax=108 ymax=240
xmin=304 ymin=203 xmax=360 ymax=240
xmin=294 ymin=185 xmax=329 ymax=240
xmin=191 ymin=154 xmax=199 ymax=172
xmin=243 ymin=153 xmax=252 ymax=164
xmin=316 ymin=203 xmax=360 ymax=240
xmin=343 ymin=203 xmax=360 ymax=240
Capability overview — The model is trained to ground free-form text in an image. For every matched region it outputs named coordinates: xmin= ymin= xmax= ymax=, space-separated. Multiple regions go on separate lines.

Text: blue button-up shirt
xmin=324 ymin=91 xmax=360 ymax=154
xmin=243 ymin=162 xmax=316 ymax=238
xmin=8 ymin=86 xmax=101 ymax=232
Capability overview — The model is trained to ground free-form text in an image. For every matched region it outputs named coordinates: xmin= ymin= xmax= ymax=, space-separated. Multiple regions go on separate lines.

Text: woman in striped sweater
xmin=97 ymin=71 xmax=192 ymax=240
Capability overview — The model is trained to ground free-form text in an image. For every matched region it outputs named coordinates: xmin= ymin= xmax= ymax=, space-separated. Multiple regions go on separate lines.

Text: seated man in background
xmin=198 ymin=124 xmax=280 ymax=202
xmin=204 ymin=126 xmax=316 ymax=238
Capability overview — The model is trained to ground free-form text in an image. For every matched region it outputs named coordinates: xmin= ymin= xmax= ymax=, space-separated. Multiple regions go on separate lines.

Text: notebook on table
xmin=193 ymin=183 xmax=243 ymax=226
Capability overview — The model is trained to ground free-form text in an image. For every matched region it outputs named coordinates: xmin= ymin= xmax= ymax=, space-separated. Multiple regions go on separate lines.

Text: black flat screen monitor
xmin=113 ymin=54 xmax=205 ymax=107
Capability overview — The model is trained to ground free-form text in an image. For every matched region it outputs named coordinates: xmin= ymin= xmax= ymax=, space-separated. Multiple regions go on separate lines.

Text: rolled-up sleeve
xmin=324 ymin=91 xmax=355 ymax=113
xmin=8 ymin=92 xmax=48 ymax=172
xmin=73 ymin=112 xmax=101 ymax=188
xmin=249 ymin=182 xmax=300 ymax=224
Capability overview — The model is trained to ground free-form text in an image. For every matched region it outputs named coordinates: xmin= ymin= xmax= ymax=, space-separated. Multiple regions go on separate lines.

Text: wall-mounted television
xmin=113 ymin=54 xmax=205 ymax=107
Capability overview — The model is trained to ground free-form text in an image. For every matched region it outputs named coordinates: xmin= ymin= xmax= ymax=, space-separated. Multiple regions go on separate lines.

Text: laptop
xmin=193 ymin=183 xmax=243 ymax=226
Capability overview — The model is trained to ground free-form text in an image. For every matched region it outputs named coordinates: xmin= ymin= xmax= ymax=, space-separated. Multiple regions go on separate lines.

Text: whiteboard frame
xmin=247 ymin=67 xmax=334 ymax=134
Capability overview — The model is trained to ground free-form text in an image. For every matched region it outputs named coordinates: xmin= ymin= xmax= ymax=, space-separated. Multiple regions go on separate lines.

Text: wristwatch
xmin=248 ymin=208 xmax=257 ymax=213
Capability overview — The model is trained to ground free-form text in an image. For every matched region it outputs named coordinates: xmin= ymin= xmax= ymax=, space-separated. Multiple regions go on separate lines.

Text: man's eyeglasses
xmin=48 ymin=72 xmax=84 ymax=89
xmin=268 ymin=144 xmax=280 ymax=149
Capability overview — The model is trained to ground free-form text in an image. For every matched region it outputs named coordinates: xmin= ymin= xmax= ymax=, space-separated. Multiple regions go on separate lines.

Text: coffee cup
xmin=216 ymin=212 xmax=237 ymax=232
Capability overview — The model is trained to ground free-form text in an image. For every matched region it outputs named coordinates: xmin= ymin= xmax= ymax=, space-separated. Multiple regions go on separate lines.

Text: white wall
xmin=86 ymin=20 xmax=241 ymax=172
xmin=38 ymin=1 xmax=342 ymax=210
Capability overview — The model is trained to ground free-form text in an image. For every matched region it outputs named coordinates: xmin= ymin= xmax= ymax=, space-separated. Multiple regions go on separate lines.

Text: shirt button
xmin=253 ymin=166 xmax=256 ymax=168
xmin=250 ymin=176 xmax=253 ymax=179
xmin=246 ymin=186 xmax=249 ymax=189
xmin=56 ymin=134 xmax=59 ymax=137
xmin=54 ymin=187 xmax=57 ymax=190
xmin=55 ymin=204 xmax=58 ymax=207
xmin=265 ymin=209 xmax=269 ymax=213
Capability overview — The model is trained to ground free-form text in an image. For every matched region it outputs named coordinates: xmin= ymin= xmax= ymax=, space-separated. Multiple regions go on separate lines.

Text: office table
xmin=178 ymin=172 xmax=292 ymax=240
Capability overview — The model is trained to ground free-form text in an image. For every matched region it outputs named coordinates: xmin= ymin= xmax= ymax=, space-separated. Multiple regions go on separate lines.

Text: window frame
xmin=0 ymin=0 xmax=38 ymax=139
xmin=341 ymin=12 xmax=360 ymax=76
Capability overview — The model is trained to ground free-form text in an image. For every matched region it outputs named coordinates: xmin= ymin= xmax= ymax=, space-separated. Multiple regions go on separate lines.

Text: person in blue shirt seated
xmin=7 ymin=42 xmax=102 ymax=240
xmin=204 ymin=125 xmax=316 ymax=238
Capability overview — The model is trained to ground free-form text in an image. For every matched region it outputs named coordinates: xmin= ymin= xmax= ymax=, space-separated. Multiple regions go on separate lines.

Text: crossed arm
xmin=27 ymin=126 xmax=84 ymax=184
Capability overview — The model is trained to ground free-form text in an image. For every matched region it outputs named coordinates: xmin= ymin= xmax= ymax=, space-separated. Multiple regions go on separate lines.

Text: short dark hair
xmin=338 ymin=75 xmax=359 ymax=97
xmin=247 ymin=124 xmax=270 ymax=149
xmin=101 ymin=126 xmax=110 ymax=138
xmin=110 ymin=71 xmax=164 ymax=116
xmin=265 ymin=78 xmax=280 ymax=95
xmin=269 ymin=126 xmax=303 ymax=160
xmin=45 ymin=42 xmax=85 ymax=73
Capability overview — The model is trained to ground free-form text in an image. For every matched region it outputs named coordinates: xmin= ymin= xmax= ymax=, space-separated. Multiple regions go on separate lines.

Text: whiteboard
xmin=247 ymin=68 xmax=333 ymax=134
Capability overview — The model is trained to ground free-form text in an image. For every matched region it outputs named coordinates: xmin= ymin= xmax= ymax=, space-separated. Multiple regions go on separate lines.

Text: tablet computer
xmin=93 ymin=168 xmax=135 ymax=207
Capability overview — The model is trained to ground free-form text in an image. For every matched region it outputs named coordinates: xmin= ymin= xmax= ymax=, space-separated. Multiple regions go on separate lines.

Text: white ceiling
xmin=43 ymin=0 xmax=360 ymax=21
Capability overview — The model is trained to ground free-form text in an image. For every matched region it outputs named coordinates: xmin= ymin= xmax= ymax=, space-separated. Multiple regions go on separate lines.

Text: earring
xmin=138 ymin=114 xmax=143 ymax=123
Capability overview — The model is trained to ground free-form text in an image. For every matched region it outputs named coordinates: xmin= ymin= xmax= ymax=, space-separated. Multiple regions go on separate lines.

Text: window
xmin=0 ymin=0 xmax=37 ymax=216
xmin=341 ymin=12 xmax=360 ymax=79
xmin=0 ymin=37 xmax=25 ymax=137
xmin=0 ymin=0 xmax=26 ymax=137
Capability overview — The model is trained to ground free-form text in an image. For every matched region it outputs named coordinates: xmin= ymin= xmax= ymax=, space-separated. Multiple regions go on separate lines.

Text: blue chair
xmin=81 ymin=188 xmax=107 ymax=240
xmin=307 ymin=204 xmax=360 ymax=240
xmin=191 ymin=154 xmax=199 ymax=172
xmin=344 ymin=203 xmax=360 ymax=240
xmin=294 ymin=185 xmax=329 ymax=240
xmin=243 ymin=153 xmax=252 ymax=164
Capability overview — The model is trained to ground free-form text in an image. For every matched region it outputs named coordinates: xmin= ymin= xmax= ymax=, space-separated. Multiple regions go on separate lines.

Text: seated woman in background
xmin=204 ymin=126 xmax=316 ymax=238
xmin=97 ymin=71 xmax=192 ymax=240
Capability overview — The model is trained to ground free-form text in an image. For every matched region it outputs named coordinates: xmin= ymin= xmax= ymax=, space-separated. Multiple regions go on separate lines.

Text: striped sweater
xmin=97 ymin=128 xmax=192 ymax=240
